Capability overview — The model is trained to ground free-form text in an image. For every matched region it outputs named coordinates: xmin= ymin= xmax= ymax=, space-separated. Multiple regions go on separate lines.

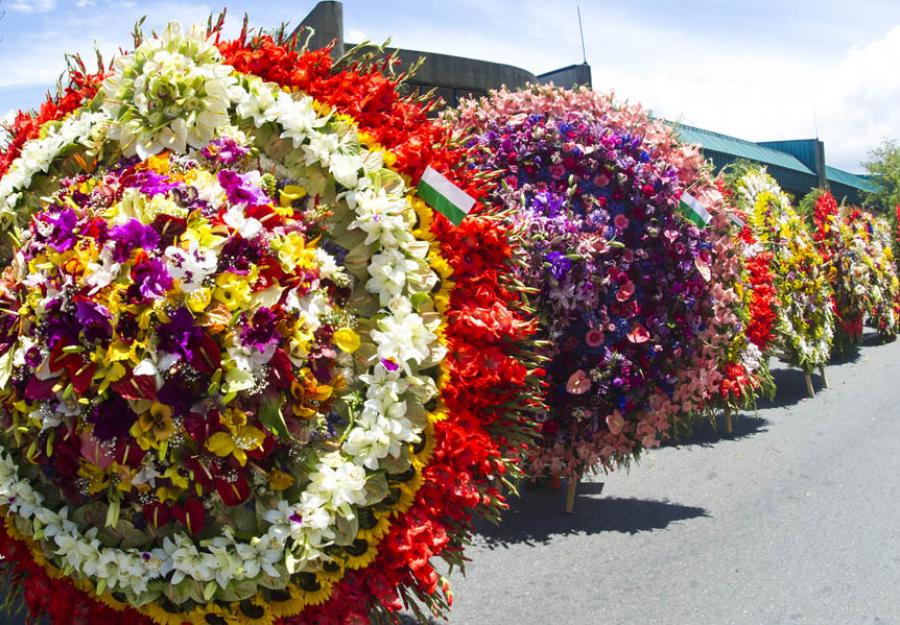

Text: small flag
xmin=678 ymin=192 xmax=712 ymax=228
xmin=727 ymin=212 xmax=746 ymax=229
xmin=417 ymin=166 xmax=476 ymax=226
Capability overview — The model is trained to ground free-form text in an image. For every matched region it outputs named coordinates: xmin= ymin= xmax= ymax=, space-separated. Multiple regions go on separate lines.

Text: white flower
xmin=371 ymin=308 xmax=438 ymax=373
xmin=223 ymin=203 xmax=263 ymax=238
xmin=165 ymin=241 xmax=217 ymax=292
xmin=347 ymin=188 xmax=413 ymax=247
xmin=367 ymin=249 xmax=418 ymax=306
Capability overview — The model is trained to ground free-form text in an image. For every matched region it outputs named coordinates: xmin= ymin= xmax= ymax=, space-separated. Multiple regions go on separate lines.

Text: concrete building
xmin=294 ymin=1 xmax=592 ymax=106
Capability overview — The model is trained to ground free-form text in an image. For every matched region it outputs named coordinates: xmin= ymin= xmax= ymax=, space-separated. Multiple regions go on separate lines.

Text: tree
xmin=863 ymin=139 xmax=900 ymax=212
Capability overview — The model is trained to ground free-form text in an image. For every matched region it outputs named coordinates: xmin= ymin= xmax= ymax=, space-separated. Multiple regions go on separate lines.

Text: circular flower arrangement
xmin=0 ymin=22 xmax=542 ymax=625
xmin=730 ymin=166 xmax=834 ymax=373
xmin=452 ymin=85 xmax=716 ymax=478
xmin=854 ymin=209 xmax=900 ymax=338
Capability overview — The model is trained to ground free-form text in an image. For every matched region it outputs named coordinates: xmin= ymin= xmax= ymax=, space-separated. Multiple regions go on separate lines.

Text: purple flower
xmin=74 ymin=297 xmax=113 ymax=342
xmin=220 ymin=235 xmax=263 ymax=274
xmin=218 ymin=170 xmax=271 ymax=207
xmin=89 ymin=395 xmax=137 ymax=440
xmin=158 ymin=307 xmax=202 ymax=360
xmin=125 ymin=169 xmax=178 ymax=197
xmin=36 ymin=207 xmax=78 ymax=252
xmin=240 ymin=308 xmax=278 ymax=353
xmin=131 ymin=257 xmax=173 ymax=300
xmin=545 ymin=251 xmax=572 ymax=280
xmin=109 ymin=219 xmax=161 ymax=262
xmin=201 ymin=138 xmax=249 ymax=166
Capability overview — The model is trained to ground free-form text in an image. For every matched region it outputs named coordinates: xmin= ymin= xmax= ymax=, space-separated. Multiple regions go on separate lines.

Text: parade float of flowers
xmin=819 ymin=198 xmax=900 ymax=341
xmin=813 ymin=190 xmax=874 ymax=352
xmin=451 ymin=84 xmax=720 ymax=478
xmin=677 ymin=171 xmax=777 ymax=417
xmin=730 ymin=167 xmax=834 ymax=373
xmin=857 ymin=210 xmax=900 ymax=338
xmin=0 ymin=20 xmax=542 ymax=625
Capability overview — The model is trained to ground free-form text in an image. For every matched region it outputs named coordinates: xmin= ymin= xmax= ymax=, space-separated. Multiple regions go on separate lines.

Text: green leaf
xmin=259 ymin=392 xmax=289 ymax=438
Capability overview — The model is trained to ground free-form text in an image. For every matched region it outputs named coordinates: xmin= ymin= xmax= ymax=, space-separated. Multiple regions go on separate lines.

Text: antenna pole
xmin=577 ymin=5 xmax=587 ymax=64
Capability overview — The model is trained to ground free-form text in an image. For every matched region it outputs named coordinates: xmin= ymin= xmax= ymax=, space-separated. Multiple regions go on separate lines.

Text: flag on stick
xmin=417 ymin=166 xmax=475 ymax=226
xmin=678 ymin=192 xmax=712 ymax=228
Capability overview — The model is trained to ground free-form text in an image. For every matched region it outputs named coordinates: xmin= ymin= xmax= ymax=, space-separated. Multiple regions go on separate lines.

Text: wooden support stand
xmin=724 ymin=408 xmax=733 ymax=435
xmin=819 ymin=366 xmax=829 ymax=389
xmin=804 ymin=372 xmax=815 ymax=398
xmin=565 ymin=475 xmax=579 ymax=514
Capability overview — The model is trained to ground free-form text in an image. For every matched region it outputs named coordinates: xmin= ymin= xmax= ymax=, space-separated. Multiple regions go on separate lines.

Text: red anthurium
xmin=142 ymin=502 xmax=171 ymax=529
xmin=215 ymin=475 xmax=250 ymax=506
xmin=171 ymin=498 xmax=205 ymax=536
xmin=111 ymin=373 xmax=157 ymax=401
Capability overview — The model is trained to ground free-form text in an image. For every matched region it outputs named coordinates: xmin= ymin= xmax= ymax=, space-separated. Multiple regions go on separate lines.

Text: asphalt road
xmin=431 ymin=332 xmax=900 ymax=625
xmin=3 ymin=334 xmax=899 ymax=625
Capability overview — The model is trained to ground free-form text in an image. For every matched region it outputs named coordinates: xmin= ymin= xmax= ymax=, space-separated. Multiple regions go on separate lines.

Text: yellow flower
xmin=214 ymin=272 xmax=253 ymax=311
xmin=333 ymin=328 xmax=360 ymax=354
xmin=77 ymin=462 xmax=110 ymax=495
xmin=206 ymin=425 xmax=266 ymax=466
xmin=144 ymin=153 xmax=171 ymax=174
xmin=279 ymin=185 xmax=307 ymax=207
xmin=271 ymin=232 xmax=318 ymax=272
xmin=130 ymin=402 xmax=177 ymax=451
xmin=268 ymin=469 xmax=295 ymax=491
xmin=186 ymin=287 xmax=212 ymax=313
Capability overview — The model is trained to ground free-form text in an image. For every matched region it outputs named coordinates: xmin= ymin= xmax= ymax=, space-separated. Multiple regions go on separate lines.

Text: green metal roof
xmin=671 ymin=123 xmax=815 ymax=175
xmin=825 ymin=166 xmax=877 ymax=193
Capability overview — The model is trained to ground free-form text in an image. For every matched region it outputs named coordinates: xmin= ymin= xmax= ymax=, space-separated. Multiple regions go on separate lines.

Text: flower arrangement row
xmin=0 ymin=17 xmax=896 ymax=625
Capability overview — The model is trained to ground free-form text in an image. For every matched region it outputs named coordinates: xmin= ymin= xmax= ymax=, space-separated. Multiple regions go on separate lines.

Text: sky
xmin=2 ymin=0 xmax=900 ymax=172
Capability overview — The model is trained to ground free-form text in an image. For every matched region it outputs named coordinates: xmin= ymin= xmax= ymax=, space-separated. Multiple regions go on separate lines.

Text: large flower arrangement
xmin=678 ymin=173 xmax=777 ymax=415
xmin=731 ymin=167 xmax=834 ymax=373
xmin=0 ymin=21 xmax=542 ymax=625
xmin=813 ymin=191 xmax=873 ymax=352
xmin=452 ymin=85 xmax=718 ymax=478
xmin=843 ymin=206 xmax=900 ymax=339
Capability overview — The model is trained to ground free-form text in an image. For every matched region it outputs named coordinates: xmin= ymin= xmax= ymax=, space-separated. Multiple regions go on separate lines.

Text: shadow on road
xmin=666 ymin=414 xmax=769 ymax=448
xmin=757 ymin=366 xmax=826 ymax=409
xmin=474 ymin=490 xmax=708 ymax=548
xmin=395 ymin=614 xmax=440 ymax=625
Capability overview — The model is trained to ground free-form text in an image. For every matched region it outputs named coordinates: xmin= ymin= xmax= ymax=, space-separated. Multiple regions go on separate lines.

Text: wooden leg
xmin=804 ymin=372 xmax=815 ymax=398
xmin=724 ymin=408 xmax=733 ymax=435
xmin=819 ymin=366 xmax=829 ymax=389
xmin=565 ymin=476 xmax=579 ymax=514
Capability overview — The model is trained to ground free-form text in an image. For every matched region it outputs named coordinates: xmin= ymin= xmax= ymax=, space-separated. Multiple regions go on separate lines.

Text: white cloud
xmin=7 ymin=0 xmax=56 ymax=13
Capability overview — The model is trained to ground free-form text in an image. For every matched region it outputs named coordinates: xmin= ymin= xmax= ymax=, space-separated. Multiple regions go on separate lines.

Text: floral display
xmin=813 ymin=190 xmax=873 ymax=352
xmin=677 ymin=172 xmax=777 ymax=416
xmin=814 ymin=193 xmax=900 ymax=343
xmin=730 ymin=167 xmax=834 ymax=373
xmin=0 ymin=20 xmax=542 ymax=625
xmin=452 ymin=84 xmax=719 ymax=478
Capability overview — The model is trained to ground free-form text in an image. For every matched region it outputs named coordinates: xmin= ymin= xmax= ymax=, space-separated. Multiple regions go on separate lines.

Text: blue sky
xmin=2 ymin=0 xmax=900 ymax=171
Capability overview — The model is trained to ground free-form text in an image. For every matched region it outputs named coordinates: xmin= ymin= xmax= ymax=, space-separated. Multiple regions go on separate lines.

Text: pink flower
xmin=616 ymin=280 xmax=635 ymax=302
xmin=605 ymin=411 xmax=625 ymax=435
xmin=80 ymin=431 xmax=114 ymax=469
xmin=622 ymin=248 xmax=635 ymax=263
xmin=566 ymin=370 xmax=592 ymax=395
xmin=626 ymin=323 xmax=651 ymax=344
xmin=614 ymin=214 xmax=629 ymax=230
xmin=594 ymin=173 xmax=610 ymax=187
xmin=549 ymin=164 xmax=565 ymax=178
xmin=585 ymin=328 xmax=605 ymax=347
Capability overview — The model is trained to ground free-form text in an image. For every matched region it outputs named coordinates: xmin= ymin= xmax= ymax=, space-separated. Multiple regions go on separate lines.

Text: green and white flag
xmin=727 ymin=212 xmax=746 ymax=229
xmin=417 ymin=166 xmax=475 ymax=226
xmin=678 ymin=192 xmax=712 ymax=228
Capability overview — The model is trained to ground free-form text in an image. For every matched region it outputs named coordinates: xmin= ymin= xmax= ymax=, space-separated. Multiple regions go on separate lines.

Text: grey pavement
xmin=430 ymin=333 xmax=900 ymax=625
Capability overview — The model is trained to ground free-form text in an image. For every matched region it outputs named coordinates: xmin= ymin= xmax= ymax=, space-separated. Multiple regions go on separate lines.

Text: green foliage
xmin=863 ymin=139 xmax=900 ymax=212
